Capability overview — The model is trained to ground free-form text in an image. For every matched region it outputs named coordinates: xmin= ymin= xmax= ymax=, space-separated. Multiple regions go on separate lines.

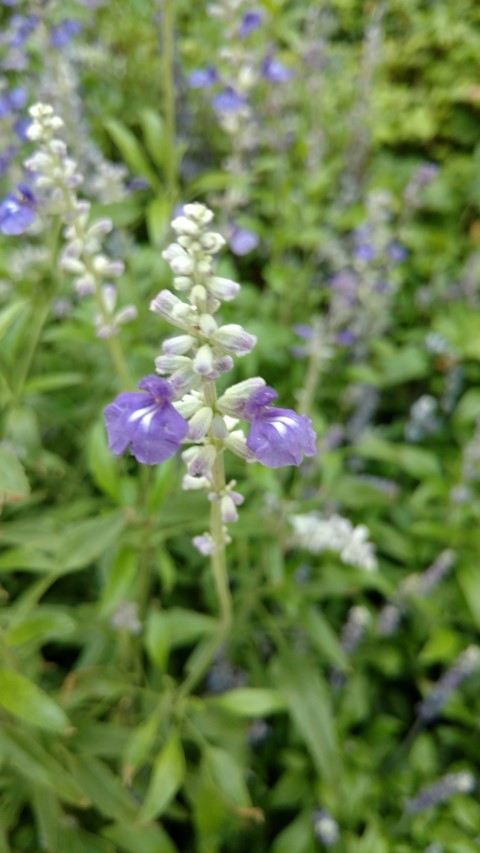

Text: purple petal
xmin=292 ymin=323 xmax=313 ymax=340
xmin=247 ymin=407 xmax=316 ymax=468
xmin=212 ymin=87 xmax=245 ymax=113
xmin=239 ymin=10 xmax=263 ymax=37
xmin=0 ymin=193 xmax=35 ymax=235
xmin=229 ymin=226 xmax=259 ymax=256
xmin=137 ymin=375 xmax=174 ymax=401
xmin=188 ymin=66 xmax=218 ymax=88
xmin=50 ymin=19 xmax=81 ymax=49
xmin=243 ymin=386 xmax=278 ymax=418
xmin=104 ymin=378 xmax=188 ymax=465
xmin=261 ymin=56 xmax=292 ymax=83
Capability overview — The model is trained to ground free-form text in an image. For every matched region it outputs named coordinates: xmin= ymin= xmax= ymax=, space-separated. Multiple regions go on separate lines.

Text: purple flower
xmin=0 ymin=145 xmax=17 ymax=176
xmin=336 ymin=329 xmax=356 ymax=346
xmin=239 ymin=10 xmax=263 ymax=37
xmin=261 ymin=56 xmax=292 ymax=83
xmin=8 ymin=14 xmax=38 ymax=49
xmin=212 ymin=87 xmax=245 ymax=114
xmin=387 ymin=242 xmax=408 ymax=263
xmin=50 ymin=19 xmax=81 ymax=49
xmin=229 ymin=225 xmax=259 ymax=255
xmin=293 ymin=323 xmax=313 ymax=340
xmin=0 ymin=184 xmax=36 ymax=235
xmin=8 ymin=86 xmax=27 ymax=111
xmin=353 ymin=243 xmax=375 ymax=263
xmin=104 ymin=375 xmax=188 ymax=465
xmin=244 ymin=387 xmax=316 ymax=468
xmin=188 ymin=66 xmax=218 ymax=88
xmin=14 ymin=116 xmax=31 ymax=141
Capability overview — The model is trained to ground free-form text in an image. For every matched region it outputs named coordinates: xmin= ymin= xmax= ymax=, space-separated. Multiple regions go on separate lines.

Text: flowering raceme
xmin=104 ymin=202 xmax=316 ymax=552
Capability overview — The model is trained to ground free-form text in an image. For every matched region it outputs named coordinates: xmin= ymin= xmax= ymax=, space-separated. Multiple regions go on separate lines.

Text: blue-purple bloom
xmin=0 ymin=184 xmax=36 ymax=235
xmin=261 ymin=56 xmax=292 ymax=83
xmin=239 ymin=10 xmax=263 ymax=37
xmin=229 ymin=225 xmax=259 ymax=255
xmin=336 ymin=329 xmax=356 ymax=346
xmin=188 ymin=66 xmax=218 ymax=88
xmin=387 ymin=241 xmax=408 ymax=263
xmin=212 ymin=87 xmax=245 ymax=114
xmin=244 ymin=387 xmax=316 ymax=468
xmin=50 ymin=19 xmax=81 ymax=49
xmin=104 ymin=375 xmax=188 ymax=465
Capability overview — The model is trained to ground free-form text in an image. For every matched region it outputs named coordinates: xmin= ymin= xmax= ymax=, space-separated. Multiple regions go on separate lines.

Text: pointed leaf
xmin=139 ymin=731 xmax=185 ymax=822
xmin=0 ymin=669 xmax=69 ymax=732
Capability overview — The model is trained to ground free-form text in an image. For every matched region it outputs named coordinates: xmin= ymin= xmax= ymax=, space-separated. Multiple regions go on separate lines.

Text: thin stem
xmin=161 ymin=0 xmax=177 ymax=206
xmin=297 ymin=318 xmax=324 ymax=416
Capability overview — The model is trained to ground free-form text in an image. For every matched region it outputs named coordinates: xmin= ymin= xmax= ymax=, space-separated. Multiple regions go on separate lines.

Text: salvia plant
xmin=1 ymin=1 xmax=480 ymax=850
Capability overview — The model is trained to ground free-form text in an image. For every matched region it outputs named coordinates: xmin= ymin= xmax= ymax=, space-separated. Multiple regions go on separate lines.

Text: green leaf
xmin=57 ymin=512 xmax=126 ymax=572
xmin=0 ymin=445 xmax=30 ymax=508
xmin=23 ymin=373 xmax=84 ymax=394
xmin=87 ymin=420 xmax=122 ymax=502
xmin=65 ymin=754 xmax=137 ymax=822
xmin=6 ymin=609 xmax=76 ymax=646
xmin=271 ymin=651 xmax=340 ymax=782
xmin=210 ymin=688 xmax=287 ymax=718
xmin=103 ymin=822 xmax=178 ymax=853
xmin=101 ymin=548 xmax=138 ymax=616
xmin=0 ymin=300 xmax=29 ymax=343
xmin=0 ymin=725 xmax=88 ymax=806
xmin=139 ymin=730 xmax=185 ymax=822
xmin=0 ymin=669 xmax=69 ymax=732
xmin=139 ymin=109 xmax=168 ymax=171
xmin=144 ymin=610 xmax=171 ymax=672
xmin=205 ymin=745 xmax=251 ymax=809
xmin=302 ymin=607 xmax=349 ymax=669
xmin=355 ymin=432 xmax=441 ymax=478
xmin=271 ymin=811 xmax=314 ymax=853
xmin=104 ymin=119 xmax=159 ymax=189
xmin=146 ymin=196 xmax=170 ymax=246
xmin=163 ymin=607 xmax=217 ymax=647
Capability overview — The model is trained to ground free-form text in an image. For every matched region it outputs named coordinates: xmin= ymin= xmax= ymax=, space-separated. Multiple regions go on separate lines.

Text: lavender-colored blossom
xmin=293 ymin=323 xmax=313 ymax=340
xmin=212 ymin=87 xmax=246 ymax=114
xmin=8 ymin=14 xmax=38 ymax=49
xmin=229 ymin=225 xmax=259 ymax=255
xmin=8 ymin=86 xmax=27 ymax=111
xmin=188 ymin=66 xmax=218 ymax=88
xmin=14 ymin=116 xmax=31 ymax=141
xmin=104 ymin=375 xmax=188 ymax=465
xmin=0 ymin=146 xmax=17 ymax=176
xmin=239 ymin=10 xmax=263 ymax=37
xmin=50 ymin=19 xmax=81 ymax=49
xmin=353 ymin=242 xmax=376 ymax=263
xmin=244 ymin=387 xmax=317 ymax=468
xmin=336 ymin=329 xmax=356 ymax=346
xmin=387 ymin=241 xmax=407 ymax=263
xmin=0 ymin=184 xmax=36 ymax=235
xmin=261 ymin=56 xmax=292 ymax=83
xmin=128 ymin=177 xmax=150 ymax=191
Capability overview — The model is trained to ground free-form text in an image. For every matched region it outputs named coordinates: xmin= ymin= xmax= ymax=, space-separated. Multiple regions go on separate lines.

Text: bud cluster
xmin=25 ymin=103 xmax=136 ymax=338
xmin=289 ymin=511 xmax=377 ymax=572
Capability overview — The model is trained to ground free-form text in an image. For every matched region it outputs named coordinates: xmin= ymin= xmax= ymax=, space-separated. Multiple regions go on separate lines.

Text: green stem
xmin=298 ymin=318 xmax=323 ymax=416
xmin=161 ymin=0 xmax=177 ymax=206
xmin=14 ymin=300 xmax=50 ymax=400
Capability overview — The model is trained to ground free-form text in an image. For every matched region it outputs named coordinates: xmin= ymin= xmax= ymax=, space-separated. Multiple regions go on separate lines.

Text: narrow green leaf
xmin=139 ymin=109 xmax=168 ymax=170
xmin=205 ymin=746 xmax=251 ymax=809
xmin=87 ymin=420 xmax=122 ymax=502
xmin=144 ymin=610 xmax=171 ymax=672
xmin=302 ymin=607 xmax=349 ymax=669
xmin=58 ymin=512 xmax=126 ymax=571
xmin=210 ymin=688 xmax=287 ymax=718
xmin=0 ymin=669 xmax=69 ymax=732
xmin=103 ymin=822 xmax=178 ymax=853
xmin=0 ymin=445 xmax=30 ymax=508
xmin=104 ymin=119 xmax=159 ymax=189
xmin=272 ymin=651 xmax=340 ymax=781
xmin=100 ymin=548 xmax=138 ymax=616
xmin=271 ymin=811 xmax=314 ymax=853
xmin=23 ymin=372 xmax=84 ymax=394
xmin=0 ymin=300 xmax=29 ymax=343
xmin=6 ymin=609 xmax=76 ymax=646
xmin=65 ymin=754 xmax=137 ymax=822
xmin=139 ymin=730 xmax=185 ymax=823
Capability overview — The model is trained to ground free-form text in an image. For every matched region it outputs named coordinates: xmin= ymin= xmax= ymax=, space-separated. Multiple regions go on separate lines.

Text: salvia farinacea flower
xmin=104 ymin=376 xmax=188 ymax=465
xmin=104 ymin=202 xmax=316 ymax=553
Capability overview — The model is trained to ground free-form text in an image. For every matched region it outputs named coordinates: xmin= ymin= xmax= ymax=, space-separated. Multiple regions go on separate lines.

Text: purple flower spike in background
xmin=239 ymin=10 xmax=263 ymax=38
xmin=0 ymin=184 xmax=36 ymax=235
xmin=229 ymin=225 xmax=259 ymax=255
xmin=244 ymin=386 xmax=317 ymax=468
xmin=50 ymin=19 xmax=81 ymax=49
xmin=261 ymin=55 xmax=292 ymax=83
xmin=212 ymin=87 xmax=245 ymax=114
xmin=104 ymin=375 xmax=188 ymax=465
xmin=188 ymin=66 xmax=218 ymax=88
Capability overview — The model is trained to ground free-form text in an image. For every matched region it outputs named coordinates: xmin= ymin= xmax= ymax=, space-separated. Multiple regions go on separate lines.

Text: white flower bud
xmin=74 ymin=274 xmax=95 ymax=296
xmin=190 ymin=284 xmax=207 ymax=305
xmin=193 ymin=344 xmax=214 ymax=375
xmin=115 ymin=305 xmax=138 ymax=325
xmin=162 ymin=334 xmax=194 ymax=355
xmin=150 ymin=290 xmax=193 ymax=330
xmin=212 ymin=414 xmax=228 ymax=440
xmin=183 ymin=474 xmax=210 ymax=490
xmin=221 ymin=494 xmax=238 ymax=523
xmin=93 ymin=256 xmax=124 ymax=277
xmin=198 ymin=313 xmax=218 ymax=336
xmin=101 ymin=284 xmax=117 ymax=314
xmin=60 ymin=256 xmax=86 ymax=274
xmin=212 ymin=324 xmax=256 ymax=355
xmin=208 ymin=276 xmax=240 ymax=301
xmin=171 ymin=216 xmax=200 ymax=236
xmin=183 ymin=445 xmax=217 ymax=477
xmin=170 ymin=255 xmax=195 ymax=276
xmin=155 ymin=354 xmax=192 ymax=374
xmin=224 ymin=430 xmax=256 ymax=461
xmin=217 ymin=378 xmax=266 ymax=417
xmin=173 ymin=276 xmax=193 ymax=292
xmin=173 ymin=394 xmax=203 ymax=418
xmin=183 ymin=203 xmax=213 ymax=224
xmin=200 ymin=232 xmax=225 ymax=253
xmin=187 ymin=406 xmax=213 ymax=440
